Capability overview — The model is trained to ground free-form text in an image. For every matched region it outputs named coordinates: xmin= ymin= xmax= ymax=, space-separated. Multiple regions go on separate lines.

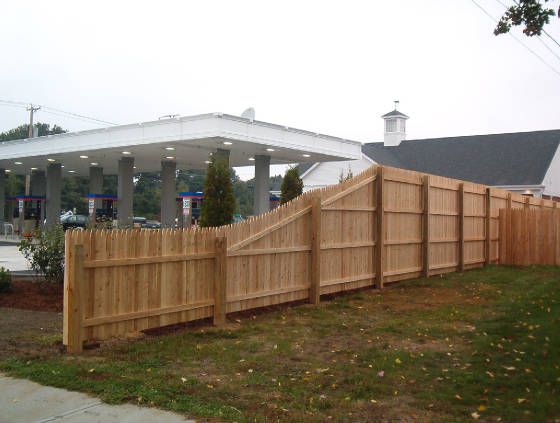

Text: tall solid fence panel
xmin=499 ymin=208 xmax=560 ymax=266
xmin=63 ymin=165 xmax=559 ymax=352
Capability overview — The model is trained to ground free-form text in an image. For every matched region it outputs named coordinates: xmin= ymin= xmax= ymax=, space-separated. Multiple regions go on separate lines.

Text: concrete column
xmin=31 ymin=170 xmax=46 ymax=226
xmin=0 ymin=169 xmax=5 ymax=233
xmin=215 ymin=148 xmax=230 ymax=166
xmin=46 ymin=163 xmax=62 ymax=227
xmin=117 ymin=157 xmax=134 ymax=228
xmin=89 ymin=166 xmax=104 ymax=222
xmin=254 ymin=155 xmax=271 ymax=215
xmin=160 ymin=160 xmax=176 ymax=228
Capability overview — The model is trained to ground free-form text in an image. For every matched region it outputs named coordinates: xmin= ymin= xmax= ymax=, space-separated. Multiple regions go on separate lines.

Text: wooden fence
xmin=63 ymin=165 xmax=559 ymax=352
xmin=499 ymin=208 xmax=560 ymax=265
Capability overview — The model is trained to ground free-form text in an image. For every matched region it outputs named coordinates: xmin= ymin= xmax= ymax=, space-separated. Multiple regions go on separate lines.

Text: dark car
xmin=141 ymin=220 xmax=161 ymax=229
xmin=62 ymin=214 xmax=88 ymax=230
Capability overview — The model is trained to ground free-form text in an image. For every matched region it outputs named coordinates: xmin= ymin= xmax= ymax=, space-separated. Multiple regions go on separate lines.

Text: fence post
xmin=67 ymin=244 xmax=84 ymax=354
xmin=422 ymin=174 xmax=431 ymax=278
xmin=458 ymin=183 xmax=465 ymax=272
xmin=213 ymin=236 xmax=227 ymax=326
xmin=485 ymin=188 xmax=492 ymax=265
xmin=375 ymin=166 xmax=385 ymax=289
xmin=310 ymin=195 xmax=322 ymax=304
xmin=499 ymin=209 xmax=506 ymax=264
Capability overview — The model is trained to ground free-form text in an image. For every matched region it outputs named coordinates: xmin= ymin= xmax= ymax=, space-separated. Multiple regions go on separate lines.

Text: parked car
xmin=61 ymin=214 xmax=88 ymax=230
xmin=142 ymin=220 xmax=161 ymax=229
xmin=133 ymin=216 xmax=146 ymax=228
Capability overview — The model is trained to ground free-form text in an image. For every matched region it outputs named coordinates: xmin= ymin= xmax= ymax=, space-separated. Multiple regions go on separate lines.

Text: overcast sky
xmin=1 ymin=0 xmax=559 ymax=179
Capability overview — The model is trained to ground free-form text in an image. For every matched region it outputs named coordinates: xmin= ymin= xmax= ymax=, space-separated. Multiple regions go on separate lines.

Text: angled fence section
xmin=499 ymin=208 xmax=560 ymax=266
xmin=63 ymin=165 xmax=558 ymax=352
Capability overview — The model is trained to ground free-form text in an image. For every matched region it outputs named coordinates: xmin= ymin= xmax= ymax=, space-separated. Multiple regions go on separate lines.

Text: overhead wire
xmin=493 ymin=0 xmax=560 ymax=62
xmin=470 ymin=0 xmax=560 ymax=78
xmin=0 ymin=98 xmax=117 ymax=126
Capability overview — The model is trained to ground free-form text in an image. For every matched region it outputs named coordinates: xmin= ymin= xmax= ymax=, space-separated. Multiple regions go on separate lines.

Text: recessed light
xmin=133 ymin=166 xmax=137 ymax=169
xmin=165 ymin=147 xmax=175 ymax=151
xmin=79 ymin=155 xmax=88 ymax=159
xmin=165 ymin=156 xmax=175 ymax=160
xmin=122 ymin=151 xmax=132 ymax=155
xmin=5 ymin=169 xmax=11 ymax=173
xmin=302 ymin=154 xmax=311 ymax=158
xmin=266 ymin=148 xmax=275 ymax=152
xmin=30 ymin=167 xmax=38 ymax=170
xmin=204 ymin=160 xmax=211 ymax=164
xmin=47 ymin=158 xmax=56 ymax=162
xmin=61 ymin=165 xmax=65 ymax=168
xmin=90 ymin=162 xmax=99 ymax=166
xmin=223 ymin=141 xmax=233 ymax=145
xmin=248 ymin=157 xmax=255 ymax=161
xmin=14 ymin=161 xmax=22 ymax=165
xmin=68 ymin=170 xmax=76 ymax=173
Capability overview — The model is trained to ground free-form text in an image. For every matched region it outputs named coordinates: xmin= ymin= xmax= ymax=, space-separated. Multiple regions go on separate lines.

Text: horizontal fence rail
xmin=63 ymin=165 xmax=559 ymax=352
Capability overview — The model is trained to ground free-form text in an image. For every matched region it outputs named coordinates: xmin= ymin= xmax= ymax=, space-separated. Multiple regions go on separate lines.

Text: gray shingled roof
xmin=362 ymin=130 xmax=560 ymax=186
xmin=381 ymin=110 xmax=409 ymax=119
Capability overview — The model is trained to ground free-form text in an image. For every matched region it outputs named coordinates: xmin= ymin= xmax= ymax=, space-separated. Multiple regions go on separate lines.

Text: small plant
xmin=19 ymin=225 xmax=65 ymax=284
xmin=280 ymin=167 xmax=303 ymax=204
xmin=0 ymin=266 xmax=11 ymax=293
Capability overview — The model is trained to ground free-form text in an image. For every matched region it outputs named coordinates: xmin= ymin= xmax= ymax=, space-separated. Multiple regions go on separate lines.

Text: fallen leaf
xmin=395 ymin=358 xmax=402 ymax=364
xmin=377 ymin=370 xmax=385 ymax=377
xmin=478 ymin=405 xmax=487 ymax=411
xmin=471 ymin=411 xmax=480 ymax=419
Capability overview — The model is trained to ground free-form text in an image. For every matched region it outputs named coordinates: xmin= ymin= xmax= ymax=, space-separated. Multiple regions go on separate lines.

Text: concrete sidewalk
xmin=0 ymin=374 xmax=195 ymax=423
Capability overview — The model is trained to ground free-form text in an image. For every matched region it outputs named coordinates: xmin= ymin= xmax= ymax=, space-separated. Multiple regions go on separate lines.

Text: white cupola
xmin=381 ymin=100 xmax=409 ymax=146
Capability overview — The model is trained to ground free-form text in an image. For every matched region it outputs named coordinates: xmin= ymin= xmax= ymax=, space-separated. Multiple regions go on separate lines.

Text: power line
xmin=470 ymin=0 xmax=560 ymax=78
xmin=493 ymin=0 xmax=560 ymax=62
xmin=0 ymin=98 xmax=117 ymax=126
xmin=509 ymin=0 xmax=560 ymax=48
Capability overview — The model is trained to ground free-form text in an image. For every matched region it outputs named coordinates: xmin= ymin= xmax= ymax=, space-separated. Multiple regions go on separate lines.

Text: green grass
xmin=2 ymin=265 xmax=559 ymax=422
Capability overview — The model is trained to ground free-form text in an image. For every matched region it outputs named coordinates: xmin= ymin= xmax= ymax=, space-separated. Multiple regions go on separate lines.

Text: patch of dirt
xmin=380 ymin=285 xmax=485 ymax=312
xmin=0 ymin=307 xmax=63 ymax=360
xmin=0 ymin=280 xmax=63 ymax=312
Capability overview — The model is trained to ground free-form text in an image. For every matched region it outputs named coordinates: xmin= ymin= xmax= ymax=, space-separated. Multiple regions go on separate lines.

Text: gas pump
xmin=10 ymin=195 xmax=46 ymax=237
xmin=85 ymin=194 xmax=117 ymax=227
xmin=177 ymin=191 xmax=203 ymax=228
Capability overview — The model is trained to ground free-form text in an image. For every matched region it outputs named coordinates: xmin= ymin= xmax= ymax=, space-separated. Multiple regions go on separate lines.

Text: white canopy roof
xmin=0 ymin=113 xmax=362 ymax=176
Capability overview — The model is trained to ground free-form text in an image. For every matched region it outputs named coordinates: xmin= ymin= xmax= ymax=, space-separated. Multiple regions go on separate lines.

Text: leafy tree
xmin=280 ymin=167 xmax=303 ymax=204
xmin=19 ymin=225 xmax=65 ymax=283
xmin=133 ymin=172 xmax=161 ymax=219
xmin=199 ymin=155 xmax=236 ymax=227
xmin=495 ymin=0 xmax=558 ymax=36
xmin=0 ymin=123 xmax=65 ymax=141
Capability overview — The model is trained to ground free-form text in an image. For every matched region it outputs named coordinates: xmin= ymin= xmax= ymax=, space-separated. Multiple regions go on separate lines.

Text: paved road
xmin=0 ymin=374 xmax=196 ymax=423
xmin=0 ymin=244 xmax=30 ymax=272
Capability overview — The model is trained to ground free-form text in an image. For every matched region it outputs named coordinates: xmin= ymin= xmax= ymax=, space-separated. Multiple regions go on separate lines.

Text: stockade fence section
xmin=63 ymin=165 xmax=558 ymax=352
xmin=499 ymin=208 xmax=560 ymax=266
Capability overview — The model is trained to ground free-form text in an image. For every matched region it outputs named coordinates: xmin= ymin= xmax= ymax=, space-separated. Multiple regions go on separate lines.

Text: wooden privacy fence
xmin=499 ymin=208 xmax=560 ymax=265
xmin=63 ymin=165 xmax=559 ymax=352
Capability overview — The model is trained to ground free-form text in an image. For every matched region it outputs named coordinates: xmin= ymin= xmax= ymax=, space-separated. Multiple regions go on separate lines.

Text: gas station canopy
xmin=0 ymin=112 xmax=362 ymax=176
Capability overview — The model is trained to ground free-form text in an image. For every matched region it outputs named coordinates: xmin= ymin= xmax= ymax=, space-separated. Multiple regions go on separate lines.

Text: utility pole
xmin=27 ymin=104 xmax=41 ymax=138
xmin=25 ymin=104 xmax=40 ymax=195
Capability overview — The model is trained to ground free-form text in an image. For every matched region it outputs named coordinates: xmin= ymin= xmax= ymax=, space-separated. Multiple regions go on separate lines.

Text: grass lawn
xmin=1 ymin=265 xmax=559 ymax=422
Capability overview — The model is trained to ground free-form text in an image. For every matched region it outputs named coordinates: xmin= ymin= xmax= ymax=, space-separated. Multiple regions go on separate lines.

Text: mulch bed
xmin=0 ymin=280 xmax=63 ymax=312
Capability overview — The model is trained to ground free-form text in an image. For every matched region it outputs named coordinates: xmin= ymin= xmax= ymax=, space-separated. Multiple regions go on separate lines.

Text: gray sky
xmin=1 ymin=0 xmax=559 ymax=180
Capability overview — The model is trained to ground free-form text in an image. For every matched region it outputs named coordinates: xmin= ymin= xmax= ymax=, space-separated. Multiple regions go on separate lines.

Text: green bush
xmin=199 ymin=154 xmax=236 ymax=227
xmin=280 ymin=167 xmax=303 ymax=204
xmin=19 ymin=225 xmax=65 ymax=284
xmin=0 ymin=267 xmax=11 ymax=293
